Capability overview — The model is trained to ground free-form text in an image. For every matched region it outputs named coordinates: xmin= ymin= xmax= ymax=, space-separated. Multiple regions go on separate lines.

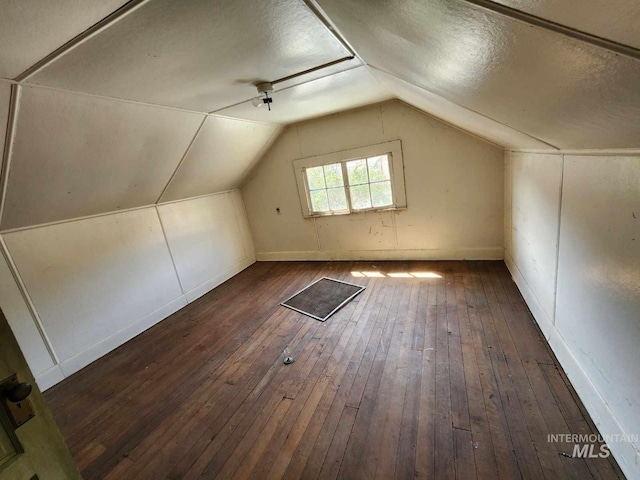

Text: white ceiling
xmin=492 ymin=0 xmax=640 ymax=50
xmin=160 ymin=116 xmax=281 ymax=203
xmin=217 ymin=66 xmax=392 ymax=125
xmin=315 ymin=0 xmax=640 ymax=149
xmin=0 ymin=0 xmax=639 ymax=228
xmin=2 ymin=86 xmax=204 ymax=230
xmin=26 ymin=0 xmax=354 ymax=112
xmin=369 ymin=67 xmax=551 ymax=150
xmin=0 ymin=0 xmax=129 ymax=79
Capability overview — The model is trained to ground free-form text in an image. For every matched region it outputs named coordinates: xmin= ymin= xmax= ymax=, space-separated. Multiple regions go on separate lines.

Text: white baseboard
xmin=184 ymin=255 xmax=255 ymax=303
xmin=42 ymin=255 xmax=256 ymax=389
xmin=256 ymin=247 xmax=503 ymax=262
xmin=505 ymin=249 xmax=639 ymax=479
xmin=35 ymin=365 xmax=65 ymax=391
xmin=547 ymin=328 xmax=639 ymax=479
xmin=58 ymin=294 xmax=189 ymax=378
xmin=504 ymin=251 xmax=554 ymax=340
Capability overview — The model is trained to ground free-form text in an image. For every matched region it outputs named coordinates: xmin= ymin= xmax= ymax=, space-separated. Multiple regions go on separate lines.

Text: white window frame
xmin=294 ymin=140 xmax=406 ymax=218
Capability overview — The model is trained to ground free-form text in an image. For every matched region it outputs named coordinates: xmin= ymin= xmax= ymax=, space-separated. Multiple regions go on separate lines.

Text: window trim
xmin=293 ymin=140 xmax=406 ymax=218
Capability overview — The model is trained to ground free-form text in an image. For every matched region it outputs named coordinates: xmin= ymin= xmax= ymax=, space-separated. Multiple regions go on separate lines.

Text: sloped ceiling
xmin=315 ymin=0 xmax=640 ymax=149
xmin=0 ymin=0 xmax=129 ymax=79
xmin=491 ymin=0 xmax=640 ymax=50
xmin=2 ymin=86 xmax=204 ymax=230
xmin=0 ymin=0 xmax=639 ymax=229
xmin=160 ymin=116 xmax=281 ymax=203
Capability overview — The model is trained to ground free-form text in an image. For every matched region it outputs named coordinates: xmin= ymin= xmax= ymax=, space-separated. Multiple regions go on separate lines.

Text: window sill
xmin=304 ymin=206 xmax=406 ymax=219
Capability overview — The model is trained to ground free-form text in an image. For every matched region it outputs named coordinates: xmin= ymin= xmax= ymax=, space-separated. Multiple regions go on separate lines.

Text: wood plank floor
xmin=44 ymin=261 xmax=625 ymax=479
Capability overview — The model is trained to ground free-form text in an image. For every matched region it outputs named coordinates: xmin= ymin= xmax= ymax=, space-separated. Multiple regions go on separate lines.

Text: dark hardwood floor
xmin=44 ymin=261 xmax=625 ymax=479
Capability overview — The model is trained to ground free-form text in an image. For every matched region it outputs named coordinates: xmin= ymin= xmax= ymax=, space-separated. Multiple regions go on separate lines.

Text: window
xmin=304 ymin=155 xmax=393 ymax=214
xmin=294 ymin=140 xmax=406 ymax=218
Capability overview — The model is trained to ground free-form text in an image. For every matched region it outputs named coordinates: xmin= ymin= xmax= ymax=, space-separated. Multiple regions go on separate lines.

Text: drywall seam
xmin=303 ymin=0 xmax=365 ymax=64
xmin=229 ymin=192 xmax=254 ymax=259
xmin=206 ymin=111 xmax=281 ymax=127
xmin=256 ymin=247 xmax=504 ymax=261
xmin=369 ymin=66 xmax=557 ymax=151
xmin=16 ymin=0 xmax=153 ymax=82
xmin=312 ymin=217 xmax=322 ymax=250
xmin=20 ymin=82 xmax=209 ymax=116
xmin=237 ymin=193 xmax=257 ymax=259
xmin=236 ymin=125 xmax=285 ymax=187
xmin=0 ymin=85 xmax=21 ymax=226
xmin=0 ymin=236 xmax=59 ymax=364
xmin=505 ymin=150 xmax=513 ymax=255
xmin=509 ymin=148 xmax=640 ymax=155
xmin=156 ymin=115 xmax=208 ymax=203
xmin=183 ymin=256 xmax=255 ymax=303
xmin=461 ymin=0 xmax=640 ymax=61
xmin=551 ymin=155 xmax=565 ymax=325
xmin=0 ymin=203 xmax=154 ymax=234
xmin=391 ymin=212 xmax=399 ymax=248
xmin=154 ymin=206 xmax=185 ymax=295
xmin=156 ymin=188 xmax=243 ymax=206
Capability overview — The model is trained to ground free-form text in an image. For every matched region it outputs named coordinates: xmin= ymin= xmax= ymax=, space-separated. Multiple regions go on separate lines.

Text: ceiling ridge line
xmin=367 ymin=65 xmax=558 ymax=150
xmin=271 ymin=56 xmax=355 ymax=85
xmin=461 ymin=0 xmax=640 ymax=61
xmin=15 ymin=0 xmax=152 ymax=83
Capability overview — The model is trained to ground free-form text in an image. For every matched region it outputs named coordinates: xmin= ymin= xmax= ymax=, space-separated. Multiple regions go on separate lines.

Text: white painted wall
xmin=505 ymin=150 xmax=640 ymax=479
xmin=242 ymin=100 xmax=504 ymax=260
xmin=157 ymin=191 xmax=254 ymax=302
xmin=0 ymin=192 xmax=255 ymax=390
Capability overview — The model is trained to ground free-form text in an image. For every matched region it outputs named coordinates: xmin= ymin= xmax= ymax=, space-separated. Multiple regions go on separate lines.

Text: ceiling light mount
xmin=254 ymin=82 xmax=274 ymax=110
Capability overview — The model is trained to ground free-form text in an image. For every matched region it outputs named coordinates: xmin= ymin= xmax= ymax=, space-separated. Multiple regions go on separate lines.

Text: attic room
xmin=0 ymin=0 xmax=638 ymax=479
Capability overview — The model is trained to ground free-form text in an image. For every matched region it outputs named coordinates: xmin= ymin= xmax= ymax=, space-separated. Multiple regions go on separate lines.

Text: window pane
xmin=346 ymin=159 xmax=368 ymax=185
xmin=350 ymin=184 xmax=371 ymax=209
xmin=327 ymin=187 xmax=347 ymax=210
xmin=306 ymin=166 xmax=325 ymax=190
xmin=310 ymin=189 xmax=329 ymax=212
xmin=323 ymin=163 xmax=344 ymax=188
xmin=371 ymin=181 xmax=393 ymax=207
xmin=367 ymin=155 xmax=390 ymax=182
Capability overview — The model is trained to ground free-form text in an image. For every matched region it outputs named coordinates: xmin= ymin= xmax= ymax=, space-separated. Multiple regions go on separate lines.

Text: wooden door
xmin=0 ymin=309 xmax=79 ymax=480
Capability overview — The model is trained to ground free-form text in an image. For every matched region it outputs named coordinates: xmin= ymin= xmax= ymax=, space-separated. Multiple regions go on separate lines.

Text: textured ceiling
xmin=492 ymin=0 xmax=640 ymax=50
xmin=315 ymin=0 xmax=640 ymax=149
xmin=160 ymin=116 xmax=282 ymax=203
xmin=27 ymin=0 xmax=353 ymax=112
xmin=0 ymin=0 xmax=639 ymax=229
xmin=0 ymin=0 xmax=129 ymax=79
xmin=217 ymin=66 xmax=392 ymax=125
